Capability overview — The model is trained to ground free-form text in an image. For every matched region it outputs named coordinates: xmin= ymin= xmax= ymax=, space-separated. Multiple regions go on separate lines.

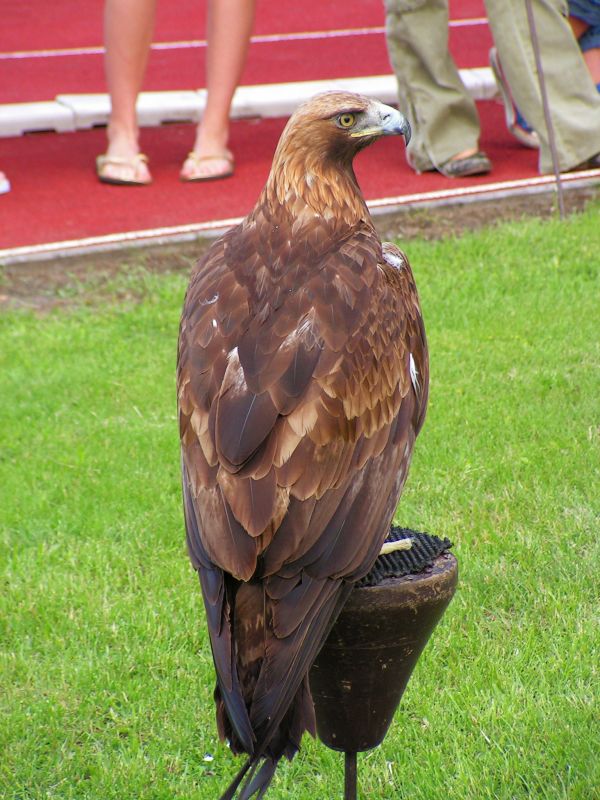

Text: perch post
xmin=310 ymin=532 xmax=457 ymax=798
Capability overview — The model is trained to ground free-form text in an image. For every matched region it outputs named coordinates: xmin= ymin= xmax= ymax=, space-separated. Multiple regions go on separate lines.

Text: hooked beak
xmin=350 ymin=102 xmax=411 ymax=146
xmin=380 ymin=105 xmax=411 ymax=145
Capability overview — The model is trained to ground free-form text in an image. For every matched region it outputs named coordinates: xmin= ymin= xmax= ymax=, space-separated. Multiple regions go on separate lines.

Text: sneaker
xmin=569 ymin=152 xmax=600 ymax=171
xmin=490 ymin=47 xmax=540 ymax=149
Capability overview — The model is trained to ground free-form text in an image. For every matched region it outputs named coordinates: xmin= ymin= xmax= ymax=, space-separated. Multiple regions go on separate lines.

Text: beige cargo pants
xmin=384 ymin=0 xmax=481 ymax=172
xmin=484 ymin=0 xmax=600 ymax=172
xmin=385 ymin=0 xmax=600 ymax=173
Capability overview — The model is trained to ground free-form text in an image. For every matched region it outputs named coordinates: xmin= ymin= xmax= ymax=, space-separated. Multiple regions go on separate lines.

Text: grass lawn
xmin=1 ymin=204 xmax=599 ymax=799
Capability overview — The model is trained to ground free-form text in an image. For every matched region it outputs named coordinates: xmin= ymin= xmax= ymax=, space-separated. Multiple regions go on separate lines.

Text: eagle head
xmin=266 ymin=91 xmax=410 ymax=221
xmin=274 ymin=91 xmax=410 ymax=164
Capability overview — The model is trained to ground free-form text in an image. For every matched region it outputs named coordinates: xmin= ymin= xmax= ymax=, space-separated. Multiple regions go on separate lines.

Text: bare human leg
xmin=99 ymin=0 xmax=156 ymax=184
xmin=583 ymin=47 xmax=600 ymax=85
xmin=569 ymin=14 xmax=600 ymax=87
xmin=181 ymin=0 xmax=256 ymax=181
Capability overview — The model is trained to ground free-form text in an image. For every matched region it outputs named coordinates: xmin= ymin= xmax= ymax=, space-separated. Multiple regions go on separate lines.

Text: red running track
xmin=2 ymin=25 xmax=493 ymax=105
xmin=2 ymin=0 xmax=491 ymax=104
xmin=3 ymin=0 xmax=485 ymax=49
xmin=2 ymin=0 xmax=544 ymax=254
xmin=1 ymin=100 xmax=542 ymax=251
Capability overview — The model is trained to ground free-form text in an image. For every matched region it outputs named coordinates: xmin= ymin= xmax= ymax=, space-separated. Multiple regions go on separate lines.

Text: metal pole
xmin=524 ymin=0 xmax=566 ymax=219
xmin=344 ymin=751 xmax=357 ymax=800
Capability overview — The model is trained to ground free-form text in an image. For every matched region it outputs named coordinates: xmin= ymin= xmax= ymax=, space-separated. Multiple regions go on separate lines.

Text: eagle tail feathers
xmin=216 ymin=579 xmax=352 ymax=797
xmin=238 ymin=758 xmax=278 ymax=800
xmin=218 ymin=756 xmax=253 ymax=800
xmin=248 ymin=581 xmax=353 ymax=759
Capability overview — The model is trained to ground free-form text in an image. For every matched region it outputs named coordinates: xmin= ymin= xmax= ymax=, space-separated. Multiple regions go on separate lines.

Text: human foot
xmin=96 ymin=152 xmax=151 ymax=186
xmin=180 ymin=149 xmax=235 ymax=182
xmin=97 ymin=128 xmax=152 ymax=185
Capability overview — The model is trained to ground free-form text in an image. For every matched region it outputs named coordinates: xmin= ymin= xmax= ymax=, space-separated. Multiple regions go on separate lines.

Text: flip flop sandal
xmin=96 ymin=153 xmax=152 ymax=186
xmin=180 ymin=151 xmax=235 ymax=182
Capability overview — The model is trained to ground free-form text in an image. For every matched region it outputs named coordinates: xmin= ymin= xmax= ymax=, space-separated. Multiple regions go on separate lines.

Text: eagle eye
xmin=337 ymin=113 xmax=356 ymax=129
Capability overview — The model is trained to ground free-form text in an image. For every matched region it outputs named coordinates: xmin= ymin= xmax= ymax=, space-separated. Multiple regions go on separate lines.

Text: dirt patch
xmin=0 ymin=246 xmax=198 ymax=314
xmin=374 ymin=185 xmax=598 ymax=241
xmin=1 ymin=186 xmax=597 ymax=313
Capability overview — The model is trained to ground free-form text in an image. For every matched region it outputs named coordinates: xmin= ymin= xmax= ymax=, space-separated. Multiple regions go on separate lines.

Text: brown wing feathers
xmin=177 ymin=92 xmax=426 ymax=798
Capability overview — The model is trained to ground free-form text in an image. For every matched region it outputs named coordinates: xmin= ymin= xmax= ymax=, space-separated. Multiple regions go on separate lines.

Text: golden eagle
xmin=177 ymin=91 xmax=428 ymax=799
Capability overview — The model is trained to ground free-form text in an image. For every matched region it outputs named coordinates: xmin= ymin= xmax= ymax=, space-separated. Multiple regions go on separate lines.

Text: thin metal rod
xmin=524 ymin=0 xmax=566 ymax=219
xmin=344 ymin=751 xmax=357 ymax=800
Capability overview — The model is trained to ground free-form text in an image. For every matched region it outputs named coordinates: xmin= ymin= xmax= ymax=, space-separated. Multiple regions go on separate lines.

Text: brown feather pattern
xmin=177 ymin=91 xmax=428 ymax=798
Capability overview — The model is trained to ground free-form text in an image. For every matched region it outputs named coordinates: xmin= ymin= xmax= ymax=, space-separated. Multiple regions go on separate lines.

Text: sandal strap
xmin=184 ymin=150 xmax=234 ymax=167
xmin=96 ymin=153 xmax=149 ymax=169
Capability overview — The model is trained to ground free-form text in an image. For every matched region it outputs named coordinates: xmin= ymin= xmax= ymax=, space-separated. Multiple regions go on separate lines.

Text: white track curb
xmin=2 ymin=169 xmax=598 ymax=266
xmin=0 ymin=70 xmax=497 ymax=137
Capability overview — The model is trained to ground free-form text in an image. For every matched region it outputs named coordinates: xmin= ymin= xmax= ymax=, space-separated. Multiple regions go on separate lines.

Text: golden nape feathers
xmin=176 ymin=91 xmax=427 ymax=800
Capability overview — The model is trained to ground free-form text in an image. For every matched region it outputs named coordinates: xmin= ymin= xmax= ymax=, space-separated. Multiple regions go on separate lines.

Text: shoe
xmin=180 ymin=150 xmax=235 ymax=182
xmin=438 ymin=151 xmax=492 ymax=178
xmin=587 ymin=152 xmax=600 ymax=168
xmin=490 ymin=47 xmax=540 ymax=149
xmin=0 ymin=171 xmax=10 ymax=195
xmin=96 ymin=153 xmax=152 ymax=186
xmin=568 ymin=152 xmax=600 ymax=171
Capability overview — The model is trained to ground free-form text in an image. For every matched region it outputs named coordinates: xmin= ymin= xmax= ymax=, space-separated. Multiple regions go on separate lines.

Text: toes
xmin=180 ymin=151 xmax=234 ymax=181
xmin=96 ymin=154 xmax=152 ymax=185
